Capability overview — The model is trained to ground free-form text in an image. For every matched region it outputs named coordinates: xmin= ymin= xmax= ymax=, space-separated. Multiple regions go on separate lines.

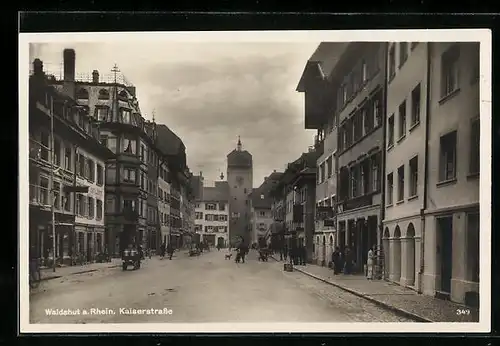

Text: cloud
xmin=30 ymin=41 xmax=318 ymax=186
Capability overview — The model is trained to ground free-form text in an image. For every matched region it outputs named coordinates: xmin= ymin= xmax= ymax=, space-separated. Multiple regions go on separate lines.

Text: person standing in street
xmin=166 ymin=243 xmax=174 ymax=260
xmin=366 ymin=245 xmax=375 ymax=280
xmin=331 ymin=247 xmax=341 ymax=274
xmin=300 ymin=243 xmax=307 ymax=266
xmin=160 ymin=243 xmax=166 ymax=259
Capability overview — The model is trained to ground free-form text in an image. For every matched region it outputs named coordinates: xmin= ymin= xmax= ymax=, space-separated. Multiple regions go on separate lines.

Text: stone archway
xmin=390 ymin=226 xmax=402 ymax=283
xmin=383 ymin=227 xmax=390 ymax=280
xmin=404 ymin=223 xmax=416 ymax=286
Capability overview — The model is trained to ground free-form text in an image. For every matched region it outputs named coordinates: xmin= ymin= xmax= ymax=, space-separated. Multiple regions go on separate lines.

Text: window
xmin=399 ymin=42 xmax=408 ymax=66
xmin=96 ymin=164 xmax=104 ymax=185
xmin=361 ymin=59 xmax=368 ymax=83
xmin=96 ymin=107 xmax=109 ymax=122
xmin=87 ymin=159 xmax=95 ymax=182
xmin=140 ymin=172 xmax=145 ymax=190
xmin=350 ymin=167 xmax=358 ymax=198
xmin=360 ymin=163 xmax=366 ymax=195
xmin=470 ymin=118 xmax=480 ymax=174
xmin=320 ymin=163 xmax=325 ymax=183
xmin=122 ymin=168 xmax=136 ymax=183
xmin=373 ymin=98 xmax=381 ymax=128
xmin=98 ymin=89 xmax=110 ymax=100
xmin=88 ymin=197 xmax=95 ymax=218
xmin=106 ymin=136 xmax=117 ymax=153
xmin=388 ymin=115 xmax=395 ymax=147
xmin=397 ymin=165 xmax=405 ymax=202
xmin=399 ymin=101 xmax=407 ymax=139
xmin=123 ymin=198 xmax=136 ymax=211
xmin=205 ymin=203 xmax=216 ymax=210
xmin=64 ymin=146 xmax=72 ymax=171
xmin=353 ymin=112 xmax=362 ymax=141
xmin=439 ymin=131 xmax=457 ymax=182
xmin=122 ymin=138 xmax=136 ymax=154
xmin=106 ymin=163 xmax=116 ymax=184
xmin=362 ymin=107 xmax=372 ymax=135
xmin=53 ymin=138 xmax=61 ymax=166
xmin=76 ymin=88 xmax=88 ymax=100
xmin=96 ymin=199 xmax=103 ymax=220
xmin=40 ymin=131 xmax=49 ymax=161
xmin=411 ymin=84 xmax=421 ymax=126
xmin=219 ymin=203 xmax=225 ymax=211
xmin=371 ymin=155 xmax=380 ymax=192
xmin=63 ymin=187 xmax=71 ymax=212
xmin=441 ymin=45 xmax=460 ymax=98
xmin=76 ymin=194 xmax=85 ymax=216
xmin=259 ymin=211 xmax=266 ymax=217
xmin=387 ymin=173 xmax=394 ymax=205
xmin=121 ymin=109 xmax=131 ymax=124
xmin=53 ymin=182 xmax=60 ymax=209
xmin=140 ymin=145 xmax=146 ymax=162
xmin=388 ymin=44 xmax=396 ymax=79
xmin=409 ymin=156 xmax=418 ymax=197
xmin=78 ymin=154 xmax=85 ymax=176
xmin=327 ymin=156 xmax=333 ymax=178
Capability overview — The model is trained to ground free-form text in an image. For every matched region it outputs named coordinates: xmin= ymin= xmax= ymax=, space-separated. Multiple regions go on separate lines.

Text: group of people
xmin=331 ymin=245 xmax=376 ymax=279
xmin=279 ymin=244 xmax=307 ymax=266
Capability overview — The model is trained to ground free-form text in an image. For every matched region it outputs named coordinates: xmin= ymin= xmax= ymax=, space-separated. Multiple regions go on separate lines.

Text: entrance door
xmin=217 ymin=237 xmax=225 ymax=248
xmin=438 ymin=217 xmax=453 ymax=294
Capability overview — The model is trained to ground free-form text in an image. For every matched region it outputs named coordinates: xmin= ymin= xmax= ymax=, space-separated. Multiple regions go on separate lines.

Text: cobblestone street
xmin=30 ymin=250 xmax=414 ymax=323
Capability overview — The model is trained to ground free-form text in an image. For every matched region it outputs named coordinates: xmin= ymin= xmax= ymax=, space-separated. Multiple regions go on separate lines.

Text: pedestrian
xmin=332 ymin=247 xmax=341 ymax=275
xmin=160 ymin=243 xmax=166 ymax=259
xmin=344 ymin=247 xmax=352 ymax=274
xmin=217 ymin=243 xmax=221 ymax=251
xmin=366 ymin=245 xmax=375 ymax=280
xmin=300 ymin=244 xmax=307 ymax=266
xmin=283 ymin=244 xmax=288 ymax=261
xmin=166 ymin=243 xmax=174 ymax=260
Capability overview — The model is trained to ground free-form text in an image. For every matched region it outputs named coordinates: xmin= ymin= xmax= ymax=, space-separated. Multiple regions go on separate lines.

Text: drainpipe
xmin=379 ymin=42 xmax=389 ymax=280
xmin=419 ymin=42 xmax=432 ymax=294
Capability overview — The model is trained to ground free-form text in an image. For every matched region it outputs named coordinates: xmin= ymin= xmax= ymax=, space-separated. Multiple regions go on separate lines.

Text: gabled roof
xmin=296 ymin=42 xmax=350 ymax=92
xmin=250 ymin=172 xmax=283 ymax=209
xmin=156 ymin=124 xmax=185 ymax=156
xmin=201 ymin=181 xmax=229 ymax=202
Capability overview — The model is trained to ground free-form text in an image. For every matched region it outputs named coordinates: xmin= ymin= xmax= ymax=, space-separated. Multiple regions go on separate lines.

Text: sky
xmin=29 ymin=40 xmax=319 ymax=188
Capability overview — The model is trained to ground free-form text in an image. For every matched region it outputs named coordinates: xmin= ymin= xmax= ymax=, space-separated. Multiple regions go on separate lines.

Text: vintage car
xmin=122 ymin=248 xmax=141 ymax=270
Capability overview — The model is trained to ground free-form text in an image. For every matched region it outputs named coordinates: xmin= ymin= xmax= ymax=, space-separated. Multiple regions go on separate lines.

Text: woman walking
xmin=366 ymin=245 xmax=375 ymax=280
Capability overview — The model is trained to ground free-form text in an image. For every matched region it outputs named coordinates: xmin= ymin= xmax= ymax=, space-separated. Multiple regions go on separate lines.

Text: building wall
xmin=194 ymin=201 xmax=229 ymax=246
xmin=422 ymin=42 xmax=480 ymax=304
xmin=251 ymin=207 xmax=273 ymax=244
xmin=227 ymin=167 xmax=253 ymax=243
xmin=158 ymin=162 xmax=171 ymax=246
xmin=383 ymin=42 xmax=429 ymax=289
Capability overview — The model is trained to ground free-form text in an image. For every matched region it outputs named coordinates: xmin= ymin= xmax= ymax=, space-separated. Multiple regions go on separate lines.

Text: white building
xmin=158 ymin=161 xmax=171 ymax=246
xmin=194 ymin=181 xmax=230 ymax=248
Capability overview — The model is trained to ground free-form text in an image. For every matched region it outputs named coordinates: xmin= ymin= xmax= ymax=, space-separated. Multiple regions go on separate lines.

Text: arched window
xmin=118 ymin=90 xmax=128 ymax=101
xmin=98 ymin=89 xmax=110 ymax=100
xmin=76 ymin=88 xmax=89 ymax=99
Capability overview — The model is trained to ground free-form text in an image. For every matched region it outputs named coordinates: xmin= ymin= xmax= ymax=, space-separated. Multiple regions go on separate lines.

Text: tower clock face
xmin=236 ymin=176 xmax=244 ymax=186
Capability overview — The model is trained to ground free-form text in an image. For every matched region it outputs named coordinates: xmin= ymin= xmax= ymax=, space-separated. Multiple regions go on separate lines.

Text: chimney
xmin=92 ymin=70 xmax=99 ymax=83
xmin=33 ymin=59 xmax=43 ymax=76
xmin=62 ymin=49 xmax=76 ymax=98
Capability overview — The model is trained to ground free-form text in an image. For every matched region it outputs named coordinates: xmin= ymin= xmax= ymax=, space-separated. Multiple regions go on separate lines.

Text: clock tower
xmin=226 ymin=136 xmax=253 ymax=245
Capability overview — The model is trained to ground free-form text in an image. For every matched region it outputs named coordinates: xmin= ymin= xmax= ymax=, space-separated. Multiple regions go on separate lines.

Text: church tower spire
xmin=236 ymin=135 xmax=242 ymax=151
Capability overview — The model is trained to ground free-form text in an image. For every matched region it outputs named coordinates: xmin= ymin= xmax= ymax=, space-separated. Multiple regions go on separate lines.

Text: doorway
xmin=217 ymin=237 xmax=225 ymax=248
xmin=437 ymin=216 xmax=453 ymax=294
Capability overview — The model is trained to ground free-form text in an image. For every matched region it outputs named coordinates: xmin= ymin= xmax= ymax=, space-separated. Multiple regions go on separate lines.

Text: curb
xmin=271 ymin=256 xmax=432 ymax=323
xmin=40 ymin=264 xmax=121 ymax=282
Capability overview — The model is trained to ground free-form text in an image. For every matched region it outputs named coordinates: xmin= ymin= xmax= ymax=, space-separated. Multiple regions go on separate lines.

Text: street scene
xmin=24 ymin=33 xmax=484 ymax=329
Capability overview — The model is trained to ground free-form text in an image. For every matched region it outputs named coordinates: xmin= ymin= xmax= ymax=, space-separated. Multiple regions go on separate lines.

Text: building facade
xmin=157 ymin=160 xmax=171 ymax=246
xmin=331 ymin=43 xmax=386 ymax=275
xmin=226 ymin=137 xmax=253 ymax=245
xmin=194 ymin=182 xmax=230 ymax=247
xmin=383 ymin=42 xmax=429 ymax=288
xmin=29 ymin=58 xmax=114 ymax=265
xmin=423 ymin=42 xmax=479 ymax=305
xmin=249 ymin=171 xmax=282 ymax=247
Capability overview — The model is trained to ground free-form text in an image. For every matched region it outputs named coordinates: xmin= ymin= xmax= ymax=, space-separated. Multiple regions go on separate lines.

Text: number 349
xmin=456 ymin=309 xmax=471 ymax=315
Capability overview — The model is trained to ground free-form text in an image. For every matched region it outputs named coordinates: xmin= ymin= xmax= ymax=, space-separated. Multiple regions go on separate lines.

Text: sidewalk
xmin=271 ymin=256 xmax=479 ymax=323
xmin=40 ymin=258 xmax=122 ymax=281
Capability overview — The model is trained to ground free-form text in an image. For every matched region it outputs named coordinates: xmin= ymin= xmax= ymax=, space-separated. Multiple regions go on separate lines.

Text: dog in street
xmin=225 ymin=253 xmax=232 ymax=260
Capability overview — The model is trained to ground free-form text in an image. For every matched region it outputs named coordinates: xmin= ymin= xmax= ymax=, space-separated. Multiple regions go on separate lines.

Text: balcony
xmin=338 ymin=193 xmax=373 ymax=212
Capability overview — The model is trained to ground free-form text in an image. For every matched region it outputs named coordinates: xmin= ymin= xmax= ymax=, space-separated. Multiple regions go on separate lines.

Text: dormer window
xmin=98 ymin=89 xmax=110 ymax=100
xmin=118 ymin=90 xmax=128 ymax=101
xmin=76 ymin=88 xmax=89 ymax=100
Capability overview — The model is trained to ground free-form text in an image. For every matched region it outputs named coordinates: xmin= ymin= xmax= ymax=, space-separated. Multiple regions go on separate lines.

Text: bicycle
xmin=29 ymin=258 xmax=41 ymax=289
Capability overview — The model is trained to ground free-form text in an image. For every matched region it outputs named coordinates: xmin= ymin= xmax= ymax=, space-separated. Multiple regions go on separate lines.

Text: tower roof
xmin=227 ymin=137 xmax=252 ymax=168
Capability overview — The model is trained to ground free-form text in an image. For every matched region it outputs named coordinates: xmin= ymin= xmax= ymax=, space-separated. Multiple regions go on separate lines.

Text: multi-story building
xmin=249 ymin=171 xmax=283 ymax=247
xmin=194 ymin=181 xmax=230 ymax=247
xmin=157 ymin=160 xmax=170 ymax=246
xmin=296 ymin=42 xmax=345 ymax=266
xmin=226 ymin=137 xmax=253 ymax=245
xmin=29 ymin=58 xmax=114 ymax=265
xmin=329 ymin=43 xmax=386 ymax=274
xmin=382 ymin=42 xmax=480 ymax=306
xmin=45 ymin=48 xmax=192 ymax=255
xmin=268 ymin=176 xmax=287 ymax=251
xmin=382 ymin=42 xmax=429 ymax=287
